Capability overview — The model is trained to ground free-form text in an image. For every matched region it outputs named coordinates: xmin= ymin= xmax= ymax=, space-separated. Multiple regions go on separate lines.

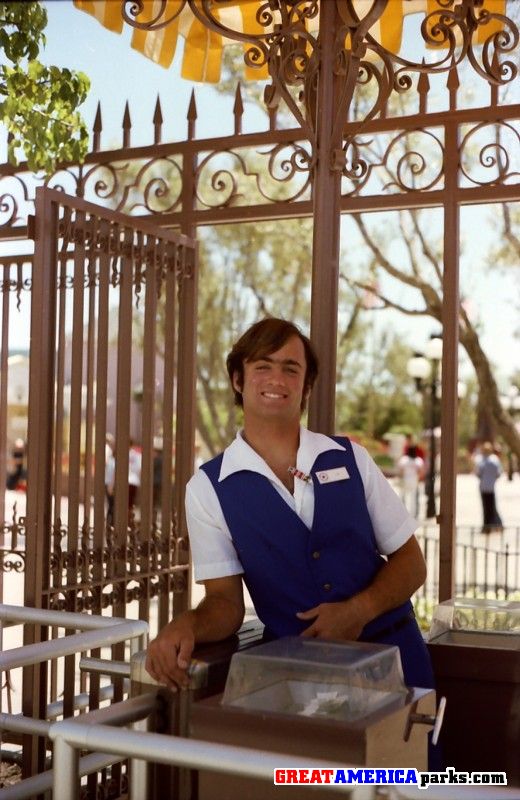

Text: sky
xmin=1 ymin=0 xmax=519 ymax=391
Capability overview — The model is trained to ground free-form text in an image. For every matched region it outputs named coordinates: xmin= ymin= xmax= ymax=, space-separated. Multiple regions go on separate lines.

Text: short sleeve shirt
xmin=186 ymin=427 xmax=418 ymax=583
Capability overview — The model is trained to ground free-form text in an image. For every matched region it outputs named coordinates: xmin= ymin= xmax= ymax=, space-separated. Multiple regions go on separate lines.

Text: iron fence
xmin=413 ymin=524 xmax=520 ymax=626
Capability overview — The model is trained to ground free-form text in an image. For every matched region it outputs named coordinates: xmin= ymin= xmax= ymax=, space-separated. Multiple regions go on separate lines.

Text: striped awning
xmin=73 ymin=0 xmax=507 ymax=83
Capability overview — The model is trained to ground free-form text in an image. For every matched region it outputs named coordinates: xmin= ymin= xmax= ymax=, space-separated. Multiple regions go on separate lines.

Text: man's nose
xmin=267 ymin=365 xmax=286 ymax=382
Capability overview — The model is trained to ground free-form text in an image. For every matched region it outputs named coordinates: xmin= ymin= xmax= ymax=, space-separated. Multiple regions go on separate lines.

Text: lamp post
xmin=407 ymin=335 xmax=443 ymax=519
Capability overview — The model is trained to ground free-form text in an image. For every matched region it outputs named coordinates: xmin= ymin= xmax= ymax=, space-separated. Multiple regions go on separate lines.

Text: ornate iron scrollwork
xmin=195 ymin=141 xmax=312 ymax=209
xmin=459 ymin=120 xmax=520 ymax=186
xmin=0 ymin=550 xmax=25 ymax=573
xmin=120 ymin=0 xmax=518 ymax=177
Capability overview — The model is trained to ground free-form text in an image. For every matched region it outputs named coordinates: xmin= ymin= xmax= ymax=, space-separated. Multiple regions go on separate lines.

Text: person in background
xmin=404 ymin=433 xmax=425 ymax=461
xmin=398 ymin=444 xmax=425 ymax=518
xmin=128 ymin=439 xmax=142 ymax=515
xmin=6 ymin=438 xmax=26 ymax=491
xmin=105 ymin=434 xmax=115 ymax=526
xmin=152 ymin=437 xmax=163 ymax=511
xmin=474 ymin=441 xmax=503 ymax=533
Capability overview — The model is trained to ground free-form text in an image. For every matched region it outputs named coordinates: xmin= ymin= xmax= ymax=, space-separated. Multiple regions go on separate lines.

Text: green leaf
xmin=0 ymin=2 xmax=90 ymax=173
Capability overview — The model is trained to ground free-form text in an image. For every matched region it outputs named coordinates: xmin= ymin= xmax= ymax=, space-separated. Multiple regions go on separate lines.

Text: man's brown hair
xmin=226 ymin=318 xmax=319 ymax=410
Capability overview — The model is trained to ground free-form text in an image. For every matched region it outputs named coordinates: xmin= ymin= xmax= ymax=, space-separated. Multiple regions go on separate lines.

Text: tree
xmin=346 ymin=206 xmax=520 ymax=459
xmin=336 ymin=332 xmax=424 ymax=440
xmin=0 ymin=2 xmax=89 ymax=173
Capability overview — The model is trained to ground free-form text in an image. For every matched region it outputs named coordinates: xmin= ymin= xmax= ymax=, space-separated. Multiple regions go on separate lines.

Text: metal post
xmin=23 ymin=188 xmax=59 ymax=778
xmin=426 ymin=362 xmax=438 ymax=520
xmin=52 ymin=736 xmax=80 ymax=800
xmin=308 ymin=1 xmax=342 ymax=435
xmin=438 ymin=117 xmax=461 ymax=602
xmin=174 ymin=142 xmax=199 ymax=621
xmin=129 ymin=716 xmax=151 ymax=800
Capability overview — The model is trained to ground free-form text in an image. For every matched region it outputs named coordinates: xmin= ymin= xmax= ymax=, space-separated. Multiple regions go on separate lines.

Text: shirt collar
xmin=218 ymin=425 xmax=345 ymax=483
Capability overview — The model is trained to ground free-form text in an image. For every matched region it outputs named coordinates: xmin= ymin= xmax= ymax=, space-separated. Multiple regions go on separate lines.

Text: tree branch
xmin=407 ymin=209 xmax=443 ymax=282
xmin=342 ymin=275 xmax=428 ymax=316
xmin=352 ymin=212 xmax=425 ymax=290
xmin=351 ymin=212 xmax=443 ymax=317
xmin=501 ymin=203 xmax=520 ymax=260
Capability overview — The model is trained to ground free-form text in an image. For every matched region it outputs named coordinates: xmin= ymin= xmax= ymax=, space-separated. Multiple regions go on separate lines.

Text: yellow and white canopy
xmin=74 ymin=0 xmax=507 ymax=83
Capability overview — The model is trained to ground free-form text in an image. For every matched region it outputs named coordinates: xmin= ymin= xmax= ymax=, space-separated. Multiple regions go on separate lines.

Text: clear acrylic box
xmin=222 ymin=636 xmax=407 ymax=722
xmin=429 ymin=598 xmax=520 ymax=648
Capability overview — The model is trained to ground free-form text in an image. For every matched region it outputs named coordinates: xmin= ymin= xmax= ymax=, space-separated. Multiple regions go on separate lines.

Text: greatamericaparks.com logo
xmin=274 ymin=766 xmax=508 ymax=789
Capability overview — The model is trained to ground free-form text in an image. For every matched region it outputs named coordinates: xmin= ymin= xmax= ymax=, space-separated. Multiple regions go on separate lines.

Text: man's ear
xmin=232 ymin=370 xmax=242 ymax=394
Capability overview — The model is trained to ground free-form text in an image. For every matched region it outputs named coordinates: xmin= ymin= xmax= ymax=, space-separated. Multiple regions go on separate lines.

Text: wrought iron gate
xmin=20 ymin=187 xmax=197 ymax=775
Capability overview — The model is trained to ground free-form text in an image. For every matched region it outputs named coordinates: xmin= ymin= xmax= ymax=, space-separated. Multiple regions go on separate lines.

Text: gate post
xmin=23 ymin=188 xmax=59 ymax=776
xmin=308 ymin=0 xmax=343 ymax=435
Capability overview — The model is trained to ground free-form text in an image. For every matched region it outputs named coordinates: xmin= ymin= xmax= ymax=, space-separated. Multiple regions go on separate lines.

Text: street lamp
xmin=407 ymin=335 xmax=443 ymax=519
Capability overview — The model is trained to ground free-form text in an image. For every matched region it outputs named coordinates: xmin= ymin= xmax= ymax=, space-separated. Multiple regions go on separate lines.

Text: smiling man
xmin=146 ymin=318 xmax=435 ymax=697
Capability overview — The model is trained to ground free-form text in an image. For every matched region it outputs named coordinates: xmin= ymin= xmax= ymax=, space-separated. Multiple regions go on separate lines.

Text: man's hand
xmin=296 ymin=596 xmax=370 ymax=642
xmin=297 ymin=536 xmax=427 ymax=642
xmin=145 ymin=612 xmax=196 ymax=690
xmin=145 ymin=575 xmax=245 ymax=689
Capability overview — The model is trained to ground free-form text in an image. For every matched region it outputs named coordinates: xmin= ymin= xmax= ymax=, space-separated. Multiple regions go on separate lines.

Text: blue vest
xmin=201 ymin=435 xmax=434 ymax=689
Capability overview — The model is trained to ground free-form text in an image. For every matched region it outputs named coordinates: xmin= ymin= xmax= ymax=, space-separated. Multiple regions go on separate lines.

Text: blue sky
xmin=2 ymin=1 xmax=519 ymax=388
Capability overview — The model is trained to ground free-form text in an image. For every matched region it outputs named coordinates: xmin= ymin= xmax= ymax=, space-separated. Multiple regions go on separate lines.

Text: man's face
xmin=233 ymin=335 xmax=308 ymax=422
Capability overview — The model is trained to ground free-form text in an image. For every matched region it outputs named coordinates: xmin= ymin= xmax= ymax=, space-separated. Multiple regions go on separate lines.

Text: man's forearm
xmin=355 ymin=536 xmax=426 ymax=624
xmin=146 ymin=586 xmax=245 ymax=687
xmin=189 ymin=592 xmax=245 ymax=644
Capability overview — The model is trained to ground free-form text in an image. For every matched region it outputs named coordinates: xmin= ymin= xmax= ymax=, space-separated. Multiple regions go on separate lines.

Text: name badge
xmin=315 ymin=467 xmax=349 ymax=484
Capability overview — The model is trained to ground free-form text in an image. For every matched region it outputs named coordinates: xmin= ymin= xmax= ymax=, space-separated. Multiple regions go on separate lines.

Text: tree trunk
xmin=460 ymin=322 xmax=520 ymax=456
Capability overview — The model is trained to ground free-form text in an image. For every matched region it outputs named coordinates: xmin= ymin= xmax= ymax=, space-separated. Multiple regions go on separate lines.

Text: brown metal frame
xmin=0 ymin=10 xmax=518 ymax=769
xmin=115 ymin=0 xmax=520 ymax=603
xmin=19 ymin=187 xmax=196 ymax=777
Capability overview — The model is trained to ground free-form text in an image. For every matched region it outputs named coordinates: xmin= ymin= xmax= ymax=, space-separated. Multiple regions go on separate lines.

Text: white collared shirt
xmin=186 ymin=427 xmax=418 ymax=582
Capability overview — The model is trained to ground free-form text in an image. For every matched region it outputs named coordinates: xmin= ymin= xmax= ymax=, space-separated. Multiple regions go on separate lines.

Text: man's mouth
xmin=262 ymin=391 xmax=287 ymax=399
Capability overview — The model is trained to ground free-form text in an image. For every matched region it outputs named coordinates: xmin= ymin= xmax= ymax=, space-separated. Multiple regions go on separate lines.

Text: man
xmin=146 ymin=319 xmax=434 ymax=694
xmin=474 ymin=441 xmax=503 ymax=533
xmin=398 ymin=443 xmax=425 ymax=518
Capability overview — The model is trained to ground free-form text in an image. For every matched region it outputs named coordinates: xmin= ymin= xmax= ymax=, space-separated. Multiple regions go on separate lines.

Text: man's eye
xmin=255 ymin=364 xmax=269 ymax=370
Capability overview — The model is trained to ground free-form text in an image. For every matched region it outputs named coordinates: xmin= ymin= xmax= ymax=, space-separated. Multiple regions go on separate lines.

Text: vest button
xmin=312 ymin=550 xmax=320 ymax=560
xmin=323 ymin=582 xmax=332 ymax=591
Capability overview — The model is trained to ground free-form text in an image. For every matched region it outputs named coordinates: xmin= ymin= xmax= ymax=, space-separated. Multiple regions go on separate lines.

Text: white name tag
xmin=315 ymin=467 xmax=350 ymax=484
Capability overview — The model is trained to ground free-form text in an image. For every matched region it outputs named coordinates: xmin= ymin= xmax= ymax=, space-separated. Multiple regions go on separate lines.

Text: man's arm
xmin=297 ymin=535 xmax=426 ymax=640
xmin=145 ymin=574 xmax=245 ymax=689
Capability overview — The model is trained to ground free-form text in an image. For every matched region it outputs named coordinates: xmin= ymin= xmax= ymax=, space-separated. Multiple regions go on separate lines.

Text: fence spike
xmin=264 ymin=84 xmax=279 ymax=132
xmin=153 ymin=95 xmax=163 ymax=144
xmin=93 ymin=102 xmax=102 ymax=152
xmin=233 ymin=83 xmax=244 ymax=135
xmin=489 ymin=50 xmax=500 ymax=107
xmin=417 ymin=59 xmax=430 ymax=115
xmin=122 ymin=101 xmax=132 ymax=148
xmin=187 ymin=89 xmax=197 ymax=140
xmin=447 ymin=56 xmax=460 ymax=111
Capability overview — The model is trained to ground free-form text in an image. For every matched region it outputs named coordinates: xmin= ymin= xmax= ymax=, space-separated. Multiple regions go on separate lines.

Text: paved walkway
xmin=455 ymin=471 xmax=520 ymax=528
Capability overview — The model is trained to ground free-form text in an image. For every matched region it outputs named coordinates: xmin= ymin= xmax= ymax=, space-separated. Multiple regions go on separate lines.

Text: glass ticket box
xmin=427 ymin=598 xmax=520 ymax=785
xmin=222 ymin=636 xmax=407 ymax=721
xmin=191 ymin=637 xmax=436 ymax=800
